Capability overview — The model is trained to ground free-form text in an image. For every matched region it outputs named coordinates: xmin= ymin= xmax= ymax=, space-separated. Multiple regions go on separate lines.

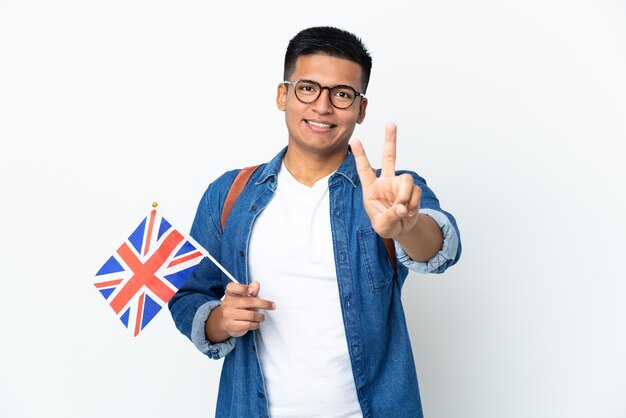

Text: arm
xmin=351 ymin=122 xmax=461 ymax=271
xmin=394 ymin=210 xmax=442 ymax=262
xmin=169 ymin=173 xmax=276 ymax=357
xmin=167 ymin=174 xmax=235 ymax=358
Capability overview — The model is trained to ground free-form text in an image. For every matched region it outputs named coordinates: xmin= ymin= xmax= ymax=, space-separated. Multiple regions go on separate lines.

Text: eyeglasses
xmin=283 ymin=79 xmax=365 ymax=109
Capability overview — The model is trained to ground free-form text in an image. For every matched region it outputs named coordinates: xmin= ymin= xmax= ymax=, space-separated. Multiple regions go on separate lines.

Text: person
xmin=169 ymin=26 xmax=461 ymax=418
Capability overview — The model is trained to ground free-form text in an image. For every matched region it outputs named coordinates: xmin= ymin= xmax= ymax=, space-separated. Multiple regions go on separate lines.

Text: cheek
xmin=285 ymin=108 xmax=304 ymax=129
xmin=345 ymin=110 xmax=362 ymax=125
xmin=285 ymin=97 xmax=301 ymax=113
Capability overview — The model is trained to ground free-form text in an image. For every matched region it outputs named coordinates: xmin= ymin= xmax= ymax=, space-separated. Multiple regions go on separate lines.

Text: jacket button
xmin=257 ymin=391 xmax=264 ymax=399
xmin=239 ymin=251 xmax=244 ymax=257
xmin=251 ymin=205 xmax=257 ymax=211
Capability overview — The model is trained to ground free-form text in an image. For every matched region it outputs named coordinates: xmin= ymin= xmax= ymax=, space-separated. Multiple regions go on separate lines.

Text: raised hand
xmin=350 ymin=122 xmax=422 ymax=240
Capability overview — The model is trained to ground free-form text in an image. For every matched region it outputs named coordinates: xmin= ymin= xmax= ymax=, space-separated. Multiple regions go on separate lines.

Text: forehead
xmin=291 ymin=54 xmax=364 ymax=90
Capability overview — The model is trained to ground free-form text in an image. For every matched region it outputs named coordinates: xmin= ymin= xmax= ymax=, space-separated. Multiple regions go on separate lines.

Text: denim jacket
xmin=169 ymin=147 xmax=461 ymax=418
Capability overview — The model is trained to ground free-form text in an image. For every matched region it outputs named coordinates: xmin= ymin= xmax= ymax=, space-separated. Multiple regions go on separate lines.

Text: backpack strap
xmin=219 ymin=163 xmax=397 ymax=280
xmin=220 ymin=165 xmax=261 ymax=232
xmin=383 ymin=237 xmax=398 ymax=281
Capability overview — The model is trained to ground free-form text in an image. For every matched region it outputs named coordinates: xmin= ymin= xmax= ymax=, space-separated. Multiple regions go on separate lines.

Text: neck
xmin=283 ymin=146 xmax=348 ymax=187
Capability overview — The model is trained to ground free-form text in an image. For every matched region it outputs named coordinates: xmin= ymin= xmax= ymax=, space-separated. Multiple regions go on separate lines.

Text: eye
xmin=333 ymin=88 xmax=355 ymax=100
xmin=297 ymin=81 xmax=319 ymax=95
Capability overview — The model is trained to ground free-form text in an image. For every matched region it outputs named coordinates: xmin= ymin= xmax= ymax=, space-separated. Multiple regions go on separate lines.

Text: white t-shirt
xmin=248 ymin=162 xmax=362 ymax=418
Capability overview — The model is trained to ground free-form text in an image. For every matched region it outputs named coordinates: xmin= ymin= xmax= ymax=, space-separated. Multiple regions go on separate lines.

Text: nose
xmin=312 ymin=87 xmax=334 ymax=114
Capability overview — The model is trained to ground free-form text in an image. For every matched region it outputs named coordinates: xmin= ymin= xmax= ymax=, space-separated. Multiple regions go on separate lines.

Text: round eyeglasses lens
xmin=329 ymin=86 xmax=357 ymax=109
xmin=293 ymin=80 xmax=320 ymax=103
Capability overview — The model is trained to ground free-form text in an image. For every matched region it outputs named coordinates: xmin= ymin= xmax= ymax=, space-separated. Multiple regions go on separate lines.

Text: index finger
xmin=232 ymin=296 xmax=276 ymax=311
xmin=350 ymin=138 xmax=377 ymax=187
xmin=381 ymin=122 xmax=397 ymax=178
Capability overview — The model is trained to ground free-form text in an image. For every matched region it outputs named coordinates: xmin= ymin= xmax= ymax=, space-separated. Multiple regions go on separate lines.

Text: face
xmin=276 ymin=54 xmax=368 ymax=158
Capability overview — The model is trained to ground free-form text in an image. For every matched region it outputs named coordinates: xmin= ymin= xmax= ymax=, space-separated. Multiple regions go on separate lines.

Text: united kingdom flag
xmin=94 ymin=208 xmax=203 ymax=336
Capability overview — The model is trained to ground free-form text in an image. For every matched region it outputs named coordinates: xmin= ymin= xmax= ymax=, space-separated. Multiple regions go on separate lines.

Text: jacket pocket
xmin=357 ymin=228 xmax=394 ymax=293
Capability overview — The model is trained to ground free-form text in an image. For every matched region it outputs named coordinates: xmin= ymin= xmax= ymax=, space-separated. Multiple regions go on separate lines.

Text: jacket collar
xmin=255 ymin=145 xmax=360 ymax=188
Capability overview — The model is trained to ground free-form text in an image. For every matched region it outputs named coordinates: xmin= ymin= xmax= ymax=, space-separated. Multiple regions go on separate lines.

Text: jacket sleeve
xmin=168 ymin=170 xmax=239 ymax=359
xmin=393 ymin=170 xmax=462 ymax=274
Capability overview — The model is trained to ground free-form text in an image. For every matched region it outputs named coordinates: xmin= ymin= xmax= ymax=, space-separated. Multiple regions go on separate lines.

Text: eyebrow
xmin=298 ymin=79 xmax=360 ymax=92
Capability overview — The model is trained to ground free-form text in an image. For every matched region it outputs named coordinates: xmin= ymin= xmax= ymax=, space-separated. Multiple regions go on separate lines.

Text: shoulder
xmin=200 ymin=164 xmax=267 ymax=205
xmin=209 ymin=168 xmax=241 ymax=191
xmin=203 ymin=166 xmax=254 ymax=194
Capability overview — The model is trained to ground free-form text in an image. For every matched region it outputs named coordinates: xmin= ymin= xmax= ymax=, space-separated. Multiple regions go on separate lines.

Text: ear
xmin=276 ymin=83 xmax=287 ymax=111
xmin=356 ymin=97 xmax=368 ymax=124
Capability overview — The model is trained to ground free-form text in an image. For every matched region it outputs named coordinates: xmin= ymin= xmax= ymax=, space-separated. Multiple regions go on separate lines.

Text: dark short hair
xmin=284 ymin=26 xmax=373 ymax=93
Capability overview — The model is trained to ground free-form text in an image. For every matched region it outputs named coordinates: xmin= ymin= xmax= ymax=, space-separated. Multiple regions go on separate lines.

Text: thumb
xmin=247 ymin=281 xmax=260 ymax=297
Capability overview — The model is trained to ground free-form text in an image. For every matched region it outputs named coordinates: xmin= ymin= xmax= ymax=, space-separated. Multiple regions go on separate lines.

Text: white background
xmin=1 ymin=1 xmax=625 ymax=417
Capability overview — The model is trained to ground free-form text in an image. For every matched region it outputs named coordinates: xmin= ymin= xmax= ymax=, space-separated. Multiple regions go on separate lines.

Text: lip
xmin=304 ymin=119 xmax=337 ymax=131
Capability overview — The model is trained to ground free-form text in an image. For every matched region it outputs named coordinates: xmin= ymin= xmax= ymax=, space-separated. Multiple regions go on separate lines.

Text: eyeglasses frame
xmin=283 ymin=79 xmax=365 ymax=109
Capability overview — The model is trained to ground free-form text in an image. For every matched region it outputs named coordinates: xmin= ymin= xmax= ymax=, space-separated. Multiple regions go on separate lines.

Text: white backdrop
xmin=1 ymin=1 xmax=625 ymax=417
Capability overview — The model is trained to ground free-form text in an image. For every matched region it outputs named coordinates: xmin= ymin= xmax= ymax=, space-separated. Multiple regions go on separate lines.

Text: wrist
xmin=394 ymin=214 xmax=443 ymax=262
xmin=393 ymin=213 xmax=421 ymax=243
xmin=205 ymin=305 xmax=230 ymax=343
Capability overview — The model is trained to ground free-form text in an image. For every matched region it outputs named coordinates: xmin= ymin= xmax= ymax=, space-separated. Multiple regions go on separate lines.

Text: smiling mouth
xmin=305 ymin=120 xmax=336 ymax=129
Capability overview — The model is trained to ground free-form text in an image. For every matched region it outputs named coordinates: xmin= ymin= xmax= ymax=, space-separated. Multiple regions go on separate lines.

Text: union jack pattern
xmin=94 ymin=209 xmax=203 ymax=336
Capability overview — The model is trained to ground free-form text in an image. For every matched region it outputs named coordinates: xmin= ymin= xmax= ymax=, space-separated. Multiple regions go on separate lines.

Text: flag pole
xmin=153 ymin=202 xmax=240 ymax=284
xmin=201 ymin=249 xmax=240 ymax=284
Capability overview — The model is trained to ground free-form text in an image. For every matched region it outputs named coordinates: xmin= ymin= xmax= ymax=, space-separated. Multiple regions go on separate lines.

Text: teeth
xmin=307 ymin=120 xmax=333 ymax=128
